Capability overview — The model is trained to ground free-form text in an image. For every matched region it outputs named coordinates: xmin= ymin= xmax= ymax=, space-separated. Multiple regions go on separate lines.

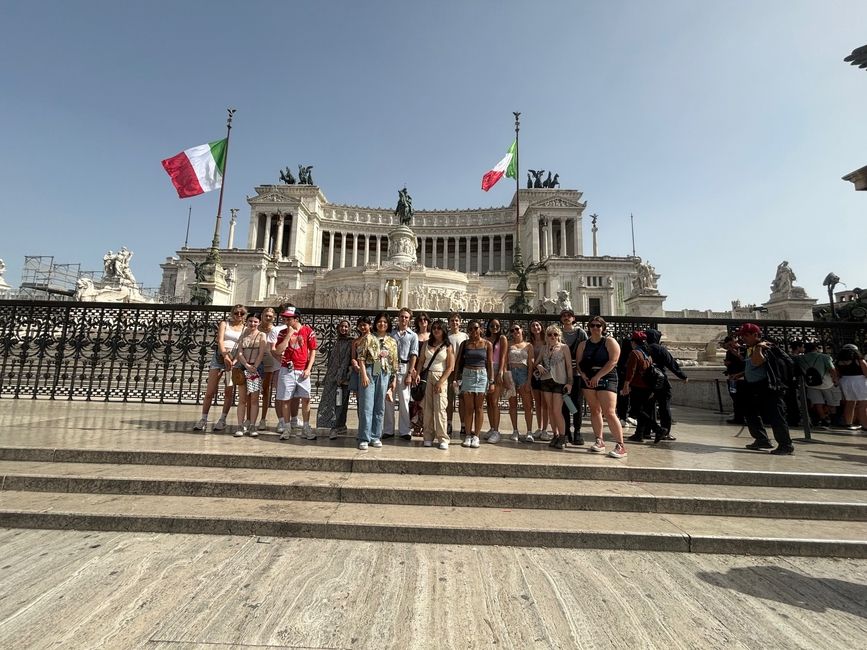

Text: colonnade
xmin=538 ymin=217 xmax=581 ymax=259
xmin=248 ymin=213 xmax=295 ymax=260
xmin=321 ymin=231 xmax=515 ymax=273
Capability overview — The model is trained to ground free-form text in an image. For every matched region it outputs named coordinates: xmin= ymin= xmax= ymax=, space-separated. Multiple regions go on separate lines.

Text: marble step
xmin=1 ymin=490 xmax=865 ymax=558
xmin=1 ymin=445 xmax=865 ymax=489
xmin=2 ymin=460 xmax=866 ymax=521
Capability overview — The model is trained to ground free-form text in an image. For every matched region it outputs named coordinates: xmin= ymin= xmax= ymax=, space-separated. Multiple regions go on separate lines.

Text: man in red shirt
xmin=273 ymin=305 xmax=318 ymax=440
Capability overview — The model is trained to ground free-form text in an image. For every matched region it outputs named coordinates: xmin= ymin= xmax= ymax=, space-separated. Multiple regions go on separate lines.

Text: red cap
xmin=631 ymin=331 xmax=647 ymax=341
xmin=736 ymin=323 xmax=761 ymax=336
xmin=281 ymin=307 xmax=297 ymax=318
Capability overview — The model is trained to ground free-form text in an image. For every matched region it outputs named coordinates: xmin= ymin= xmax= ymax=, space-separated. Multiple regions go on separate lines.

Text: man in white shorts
xmin=272 ymin=306 xmax=317 ymax=440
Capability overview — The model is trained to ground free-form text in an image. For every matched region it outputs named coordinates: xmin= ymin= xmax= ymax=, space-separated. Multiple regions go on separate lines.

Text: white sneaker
xmin=290 ymin=417 xmax=302 ymax=431
xmin=539 ymin=430 xmax=553 ymax=442
xmin=461 ymin=437 xmax=472 ymax=448
xmin=212 ymin=416 xmax=227 ymax=432
xmin=423 ymin=440 xmax=433 ymax=447
xmin=626 ymin=417 xmax=638 ymax=427
xmin=258 ymin=420 xmax=267 ymax=432
xmin=523 ymin=433 xmax=535 ymax=443
xmin=358 ymin=441 xmax=369 ymax=450
xmin=619 ymin=419 xmax=630 ymax=428
xmin=470 ymin=435 xmax=480 ymax=448
xmin=234 ymin=426 xmax=246 ymax=438
xmin=484 ymin=428 xmax=494 ymax=440
xmin=438 ymin=441 xmax=449 ymax=450
xmin=510 ymin=430 xmax=520 ymax=442
xmin=303 ymin=424 xmax=316 ymax=440
xmin=329 ymin=428 xmax=339 ymax=440
xmin=193 ymin=417 xmax=207 ymax=431
xmin=276 ymin=420 xmax=286 ymax=434
xmin=487 ymin=431 xmax=501 ymax=444
xmin=249 ymin=424 xmax=258 ymax=438
xmin=371 ymin=439 xmax=383 ymax=448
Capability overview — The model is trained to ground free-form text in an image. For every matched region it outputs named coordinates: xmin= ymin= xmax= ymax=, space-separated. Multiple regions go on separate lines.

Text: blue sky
xmin=1 ymin=0 xmax=865 ymax=310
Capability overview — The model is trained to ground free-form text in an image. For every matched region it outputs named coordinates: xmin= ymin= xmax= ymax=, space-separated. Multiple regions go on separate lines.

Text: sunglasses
xmin=589 ymin=323 xmax=603 ymax=328
xmin=469 ymin=325 xmax=481 ymax=330
xmin=546 ymin=333 xmax=558 ymax=338
xmin=511 ymin=327 xmax=522 ymax=332
xmin=233 ymin=311 xmax=246 ymax=316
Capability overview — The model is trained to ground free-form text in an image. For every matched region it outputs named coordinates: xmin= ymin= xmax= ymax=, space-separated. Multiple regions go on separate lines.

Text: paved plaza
xmin=0 ymin=399 xmax=866 ymax=648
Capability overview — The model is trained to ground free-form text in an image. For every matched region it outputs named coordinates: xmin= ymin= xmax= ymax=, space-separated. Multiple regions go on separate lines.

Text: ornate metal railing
xmin=0 ymin=299 xmax=864 ymax=404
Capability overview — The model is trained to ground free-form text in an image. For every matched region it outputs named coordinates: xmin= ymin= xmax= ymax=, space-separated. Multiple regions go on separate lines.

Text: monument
xmin=623 ymin=259 xmax=666 ymax=317
xmin=74 ymin=247 xmax=153 ymax=303
xmin=159 ymin=178 xmax=646 ymax=313
xmin=763 ymin=260 xmax=816 ymax=320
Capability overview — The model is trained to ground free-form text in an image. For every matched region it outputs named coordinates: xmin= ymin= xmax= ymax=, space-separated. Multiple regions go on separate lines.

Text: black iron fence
xmin=0 ymin=299 xmax=864 ymax=404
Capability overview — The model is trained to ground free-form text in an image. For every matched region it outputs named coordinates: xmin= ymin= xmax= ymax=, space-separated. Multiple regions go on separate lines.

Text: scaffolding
xmin=18 ymin=256 xmax=96 ymax=301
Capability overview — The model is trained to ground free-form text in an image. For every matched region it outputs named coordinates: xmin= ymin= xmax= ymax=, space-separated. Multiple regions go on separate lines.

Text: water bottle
xmin=563 ymin=394 xmax=578 ymax=415
xmin=336 ymin=386 xmax=343 ymax=406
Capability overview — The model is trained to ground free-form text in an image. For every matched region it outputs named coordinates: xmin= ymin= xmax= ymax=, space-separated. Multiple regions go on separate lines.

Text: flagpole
xmin=630 ymin=213 xmax=636 ymax=258
xmin=183 ymin=205 xmax=192 ymax=249
xmin=509 ymin=111 xmax=531 ymax=314
xmin=206 ymin=108 xmax=237 ymax=267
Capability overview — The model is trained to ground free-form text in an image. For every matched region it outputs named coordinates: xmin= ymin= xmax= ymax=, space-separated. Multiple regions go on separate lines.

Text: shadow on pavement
xmin=697 ymin=565 xmax=867 ymax=619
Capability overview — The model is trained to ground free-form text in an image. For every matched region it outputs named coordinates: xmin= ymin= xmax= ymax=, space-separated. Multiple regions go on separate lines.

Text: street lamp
xmin=823 ymin=272 xmax=840 ymax=320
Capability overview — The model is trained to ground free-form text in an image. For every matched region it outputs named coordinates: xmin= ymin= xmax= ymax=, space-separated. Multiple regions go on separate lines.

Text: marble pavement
xmin=1 ymin=399 xmax=866 ymax=648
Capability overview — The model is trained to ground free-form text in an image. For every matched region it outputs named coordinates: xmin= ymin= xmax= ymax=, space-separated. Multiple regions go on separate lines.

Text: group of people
xmin=723 ymin=326 xmax=867 ymax=446
xmin=191 ymin=305 xmax=705 ymax=461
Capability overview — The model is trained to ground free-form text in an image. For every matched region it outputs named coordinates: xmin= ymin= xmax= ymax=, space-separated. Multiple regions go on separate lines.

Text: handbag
xmin=232 ymin=367 xmax=246 ymax=386
xmin=411 ymin=343 xmax=444 ymax=402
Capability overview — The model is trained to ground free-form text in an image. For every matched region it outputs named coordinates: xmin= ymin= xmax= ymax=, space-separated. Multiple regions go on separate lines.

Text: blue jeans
xmin=357 ymin=365 xmax=391 ymax=443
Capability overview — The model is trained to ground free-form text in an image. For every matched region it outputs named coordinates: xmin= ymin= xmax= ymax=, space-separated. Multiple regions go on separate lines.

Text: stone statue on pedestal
xmin=771 ymin=260 xmax=796 ymax=295
xmin=631 ymin=259 xmax=658 ymax=295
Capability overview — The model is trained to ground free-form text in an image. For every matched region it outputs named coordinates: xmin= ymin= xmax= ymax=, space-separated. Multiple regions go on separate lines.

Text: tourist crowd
xmin=192 ymin=306 xmax=867 ymax=458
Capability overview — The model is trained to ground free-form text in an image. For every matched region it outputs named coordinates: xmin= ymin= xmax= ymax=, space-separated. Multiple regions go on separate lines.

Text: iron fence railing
xmin=0 ymin=299 xmax=864 ymax=404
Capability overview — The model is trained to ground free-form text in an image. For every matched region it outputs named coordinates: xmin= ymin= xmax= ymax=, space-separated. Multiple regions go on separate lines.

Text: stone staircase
xmin=1 ymin=443 xmax=866 ymax=557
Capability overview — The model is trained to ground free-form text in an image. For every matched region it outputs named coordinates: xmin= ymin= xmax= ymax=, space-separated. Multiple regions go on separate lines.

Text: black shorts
xmin=540 ymin=378 xmax=565 ymax=394
xmin=530 ymin=375 xmax=542 ymax=391
xmin=580 ymin=373 xmax=618 ymax=393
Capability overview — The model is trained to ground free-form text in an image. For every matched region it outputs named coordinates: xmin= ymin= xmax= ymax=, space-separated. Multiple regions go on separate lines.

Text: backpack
xmin=803 ymin=363 xmax=823 ymax=387
xmin=637 ymin=349 xmax=667 ymax=391
xmin=764 ymin=345 xmax=795 ymax=393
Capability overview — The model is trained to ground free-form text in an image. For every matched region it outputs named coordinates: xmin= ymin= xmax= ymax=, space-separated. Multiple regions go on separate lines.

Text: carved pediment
xmin=526 ymin=195 xmax=585 ymax=210
xmin=247 ymin=185 xmax=313 ymax=206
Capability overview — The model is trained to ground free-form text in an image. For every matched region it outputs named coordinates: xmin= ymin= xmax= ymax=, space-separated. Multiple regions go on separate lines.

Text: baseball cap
xmin=736 ymin=323 xmax=761 ymax=336
xmin=631 ymin=330 xmax=647 ymax=342
xmin=281 ymin=306 xmax=297 ymax=318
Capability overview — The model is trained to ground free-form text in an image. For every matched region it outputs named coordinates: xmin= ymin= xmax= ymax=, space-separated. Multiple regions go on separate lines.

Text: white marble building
xmin=159 ymin=183 xmax=644 ymax=314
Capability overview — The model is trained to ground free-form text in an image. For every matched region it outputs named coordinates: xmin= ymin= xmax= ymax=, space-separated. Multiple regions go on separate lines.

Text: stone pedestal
xmin=387 ymin=226 xmax=418 ymax=265
xmin=763 ymin=296 xmax=817 ymax=321
xmin=189 ymin=261 xmax=233 ymax=306
xmin=623 ymin=292 xmax=666 ymax=318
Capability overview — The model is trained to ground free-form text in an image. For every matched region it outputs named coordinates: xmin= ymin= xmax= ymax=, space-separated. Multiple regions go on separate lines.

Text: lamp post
xmin=823 ymin=272 xmax=840 ymax=320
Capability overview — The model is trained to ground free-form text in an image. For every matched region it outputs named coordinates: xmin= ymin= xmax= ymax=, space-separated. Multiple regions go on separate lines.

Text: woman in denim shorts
xmin=455 ymin=320 xmax=493 ymax=449
xmin=507 ymin=324 xmax=535 ymax=442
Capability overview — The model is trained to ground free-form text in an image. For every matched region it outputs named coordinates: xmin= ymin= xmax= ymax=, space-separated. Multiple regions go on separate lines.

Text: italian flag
xmin=161 ymin=139 xmax=227 ymax=198
xmin=481 ymin=141 xmax=517 ymax=191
